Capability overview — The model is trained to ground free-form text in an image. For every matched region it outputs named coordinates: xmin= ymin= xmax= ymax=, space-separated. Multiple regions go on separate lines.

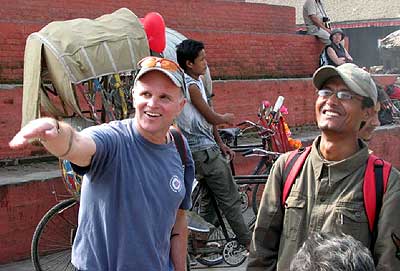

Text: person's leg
xmin=192 ymin=150 xmax=218 ymax=225
xmin=194 ymin=146 xmax=251 ymax=245
xmin=313 ymin=28 xmax=331 ymax=45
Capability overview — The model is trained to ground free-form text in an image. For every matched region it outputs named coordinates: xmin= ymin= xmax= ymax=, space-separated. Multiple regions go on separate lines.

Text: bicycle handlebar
xmin=242 ymin=148 xmax=282 ymax=158
xmin=236 ymin=120 xmax=274 ymax=139
xmin=237 ymin=120 xmax=258 ymax=127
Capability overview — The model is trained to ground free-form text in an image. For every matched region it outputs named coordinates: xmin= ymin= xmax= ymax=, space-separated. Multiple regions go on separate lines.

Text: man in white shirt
xmin=303 ymin=0 xmax=332 ymax=45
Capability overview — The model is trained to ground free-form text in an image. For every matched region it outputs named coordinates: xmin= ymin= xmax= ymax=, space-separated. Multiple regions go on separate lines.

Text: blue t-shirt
xmin=71 ymin=119 xmax=194 ymax=271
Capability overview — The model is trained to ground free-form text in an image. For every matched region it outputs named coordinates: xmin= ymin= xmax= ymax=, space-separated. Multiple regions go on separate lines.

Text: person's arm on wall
xmin=188 ymin=84 xmax=234 ymax=126
xmin=170 ymin=209 xmax=188 ymax=271
xmin=327 ymin=47 xmax=346 ymax=66
xmin=9 ymin=117 xmax=96 ymax=167
xmin=246 ymin=154 xmax=287 ymax=271
xmin=374 ymin=169 xmax=400 ymax=271
xmin=344 ymin=48 xmax=353 ymax=62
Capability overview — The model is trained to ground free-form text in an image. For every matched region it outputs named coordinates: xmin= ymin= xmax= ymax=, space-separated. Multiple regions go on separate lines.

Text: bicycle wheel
xmin=195 ymin=219 xmax=234 ymax=266
xmin=251 ymin=159 xmax=272 ymax=215
xmin=31 ymin=198 xmax=79 ymax=271
xmin=238 ymin=185 xmax=249 ymax=213
xmin=186 ymin=253 xmax=191 ymax=271
xmin=190 ymin=185 xmax=225 ymax=266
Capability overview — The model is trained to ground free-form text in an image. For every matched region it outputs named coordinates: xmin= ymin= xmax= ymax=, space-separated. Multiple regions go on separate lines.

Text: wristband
xmin=58 ymin=127 xmax=74 ymax=158
xmin=54 ymin=119 xmax=61 ymax=134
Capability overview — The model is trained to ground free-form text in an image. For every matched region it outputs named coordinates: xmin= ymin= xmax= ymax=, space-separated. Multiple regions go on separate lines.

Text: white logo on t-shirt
xmin=169 ymin=175 xmax=183 ymax=193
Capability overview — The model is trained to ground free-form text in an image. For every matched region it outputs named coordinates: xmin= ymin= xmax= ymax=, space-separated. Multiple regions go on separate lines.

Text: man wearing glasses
xmin=247 ymin=63 xmax=400 ymax=270
xmin=9 ymin=57 xmax=194 ymax=271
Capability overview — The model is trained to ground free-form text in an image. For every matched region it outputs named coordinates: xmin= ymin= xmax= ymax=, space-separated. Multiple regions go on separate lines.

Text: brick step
xmin=0 ymin=25 xmax=322 ymax=83
xmin=0 ymin=1 xmax=294 ymax=34
xmin=1 ymin=74 xmax=397 ymax=159
xmin=0 ymin=0 xmax=295 ymax=83
xmin=183 ymin=31 xmax=324 ymax=79
xmin=212 ymin=74 xmax=399 ymax=127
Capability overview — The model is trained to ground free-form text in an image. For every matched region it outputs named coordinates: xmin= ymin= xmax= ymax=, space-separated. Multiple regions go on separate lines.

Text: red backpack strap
xmin=169 ymin=127 xmax=187 ymax=167
xmin=282 ymin=146 xmax=312 ymax=206
xmin=363 ymin=154 xmax=392 ymax=233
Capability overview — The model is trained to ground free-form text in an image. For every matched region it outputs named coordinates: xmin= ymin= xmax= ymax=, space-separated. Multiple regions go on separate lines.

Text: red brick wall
xmin=1 ymin=74 xmax=397 ymax=160
xmin=0 ymin=78 xmax=317 ymax=160
xmin=369 ymin=126 xmax=400 ymax=164
xmin=0 ymin=86 xmax=46 ymax=160
xmin=212 ymin=78 xmax=317 ymax=128
xmin=0 ymin=0 xmax=294 ymax=33
xmin=184 ymin=31 xmax=323 ymax=78
xmin=0 ymin=177 xmax=67 ymax=264
xmin=212 ymin=74 xmax=399 ymax=127
xmin=0 ymin=0 xmax=296 ymax=83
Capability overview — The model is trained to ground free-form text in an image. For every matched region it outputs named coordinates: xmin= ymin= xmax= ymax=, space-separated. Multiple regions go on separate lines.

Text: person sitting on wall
xmin=303 ymin=0 xmax=332 ymax=45
xmin=325 ymin=28 xmax=353 ymax=67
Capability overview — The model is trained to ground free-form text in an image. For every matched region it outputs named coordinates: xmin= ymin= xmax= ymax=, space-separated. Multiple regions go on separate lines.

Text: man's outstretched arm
xmin=9 ymin=117 xmax=96 ymax=167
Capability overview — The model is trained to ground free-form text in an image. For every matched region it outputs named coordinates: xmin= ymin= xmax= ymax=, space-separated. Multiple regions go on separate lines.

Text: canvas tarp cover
xmin=22 ymin=8 xmax=149 ymax=127
xmin=380 ymin=30 xmax=400 ymax=73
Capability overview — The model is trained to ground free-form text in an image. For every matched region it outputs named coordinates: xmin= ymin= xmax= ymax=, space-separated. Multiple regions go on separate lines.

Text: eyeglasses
xmin=138 ymin=56 xmax=183 ymax=74
xmin=317 ymin=89 xmax=362 ymax=101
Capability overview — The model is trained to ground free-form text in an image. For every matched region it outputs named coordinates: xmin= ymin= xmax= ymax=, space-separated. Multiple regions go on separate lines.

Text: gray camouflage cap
xmin=313 ymin=63 xmax=377 ymax=105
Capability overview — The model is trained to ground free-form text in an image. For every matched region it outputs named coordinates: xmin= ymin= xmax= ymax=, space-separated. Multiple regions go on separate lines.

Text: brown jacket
xmin=247 ymin=136 xmax=400 ymax=270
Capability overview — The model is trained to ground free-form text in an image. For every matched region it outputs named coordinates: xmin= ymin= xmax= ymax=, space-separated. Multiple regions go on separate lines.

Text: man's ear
xmin=178 ymin=97 xmax=186 ymax=113
xmin=362 ymin=106 xmax=375 ymax=122
xmin=186 ymin=60 xmax=193 ymax=69
xmin=131 ymin=89 xmax=136 ymax=108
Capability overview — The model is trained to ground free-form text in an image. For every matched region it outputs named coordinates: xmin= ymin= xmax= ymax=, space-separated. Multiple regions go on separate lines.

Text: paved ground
xmin=0 ymin=259 xmax=33 ymax=271
xmin=0 ymin=258 xmax=247 ymax=271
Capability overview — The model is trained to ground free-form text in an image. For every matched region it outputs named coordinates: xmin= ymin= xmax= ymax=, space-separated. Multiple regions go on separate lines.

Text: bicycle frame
xmin=188 ymin=180 xmax=251 ymax=267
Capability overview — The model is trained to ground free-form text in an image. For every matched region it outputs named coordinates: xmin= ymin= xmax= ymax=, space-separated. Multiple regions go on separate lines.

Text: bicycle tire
xmin=186 ymin=253 xmax=191 ymax=271
xmin=190 ymin=184 xmax=224 ymax=266
xmin=190 ymin=181 xmax=254 ymax=267
xmin=31 ymin=198 xmax=79 ymax=271
xmin=239 ymin=185 xmax=249 ymax=213
xmin=251 ymin=159 xmax=272 ymax=215
xmin=195 ymin=221 xmax=234 ymax=266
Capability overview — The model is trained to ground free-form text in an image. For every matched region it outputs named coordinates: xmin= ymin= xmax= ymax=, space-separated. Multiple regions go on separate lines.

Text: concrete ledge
xmin=0 ymin=159 xmax=59 ymax=186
